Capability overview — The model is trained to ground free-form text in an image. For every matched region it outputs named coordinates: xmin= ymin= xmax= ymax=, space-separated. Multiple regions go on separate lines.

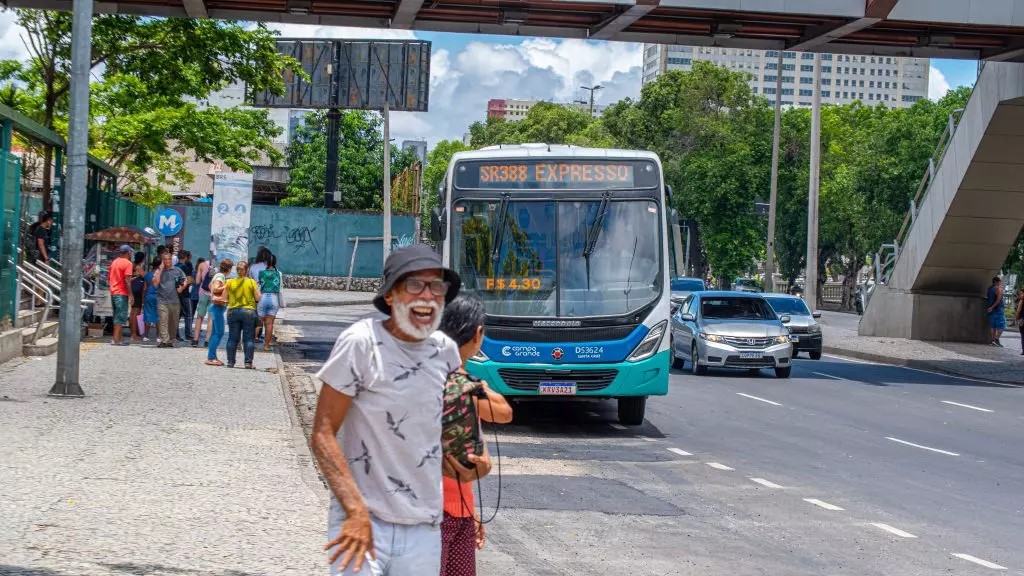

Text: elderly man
xmin=152 ymin=251 xmax=189 ymax=348
xmin=311 ymin=244 xmax=492 ymax=576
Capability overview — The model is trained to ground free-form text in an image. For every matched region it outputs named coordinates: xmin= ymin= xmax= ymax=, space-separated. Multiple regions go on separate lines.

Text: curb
xmin=284 ymin=300 xmax=374 ymax=308
xmin=273 ymin=347 xmax=329 ymax=505
xmin=822 ymin=346 xmax=1024 ymax=387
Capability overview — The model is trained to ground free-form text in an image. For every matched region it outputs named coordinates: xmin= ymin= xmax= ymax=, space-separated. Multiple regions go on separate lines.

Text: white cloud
xmin=0 ymin=9 xmax=29 ymax=61
xmin=392 ymin=37 xmax=643 ymax=147
xmin=266 ymin=23 xmax=416 ymax=40
xmin=929 ymin=65 xmax=950 ymax=101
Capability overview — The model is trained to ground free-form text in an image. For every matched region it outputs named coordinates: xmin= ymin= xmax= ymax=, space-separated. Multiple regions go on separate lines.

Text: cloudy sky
xmin=0 ymin=10 xmax=982 ymax=149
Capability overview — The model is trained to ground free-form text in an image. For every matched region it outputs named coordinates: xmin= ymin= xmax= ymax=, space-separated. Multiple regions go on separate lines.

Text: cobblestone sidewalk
xmin=0 ymin=341 xmax=329 ymax=576
xmin=819 ymin=311 xmax=1024 ymax=385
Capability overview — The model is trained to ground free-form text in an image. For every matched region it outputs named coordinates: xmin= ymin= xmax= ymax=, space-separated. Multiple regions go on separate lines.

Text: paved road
xmin=281 ymin=305 xmax=1024 ymax=575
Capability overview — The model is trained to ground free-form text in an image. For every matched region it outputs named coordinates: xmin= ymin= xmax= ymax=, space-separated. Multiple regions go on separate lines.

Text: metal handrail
xmin=17 ymin=265 xmax=55 ymax=344
xmin=895 ymin=107 xmax=965 ymax=248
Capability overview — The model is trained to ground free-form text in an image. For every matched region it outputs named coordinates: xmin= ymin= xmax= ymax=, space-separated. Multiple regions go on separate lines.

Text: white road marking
xmin=951 ymin=553 xmax=1007 ymax=570
xmin=803 ymin=498 xmax=844 ymax=511
xmin=666 ymin=447 xmax=692 ymax=457
xmin=811 ymin=371 xmax=846 ymax=381
xmin=870 ymin=523 xmax=917 ymax=538
xmin=750 ymin=477 xmax=784 ymax=489
xmin=942 ymin=400 xmax=994 ymax=413
xmin=706 ymin=462 xmax=734 ymax=471
xmin=736 ymin=392 xmax=782 ymax=406
xmin=638 ymin=435 xmax=658 ymax=442
xmin=608 ymin=423 xmax=628 ymax=430
xmin=885 ymin=436 xmax=960 ymax=457
xmin=585 ymin=411 xmax=600 ymax=418
xmin=823 ymin=354 xmax=878 ymax=365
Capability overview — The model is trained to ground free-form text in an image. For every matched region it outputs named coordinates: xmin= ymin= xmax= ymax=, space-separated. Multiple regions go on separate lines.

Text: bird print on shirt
xmin=387 ymin=476 xmax=418 ymax=500
xmin=392 ymin=361 xmax=423 ymax=382
xmin=337 ymin=366 xmax=362 ymax=395
xmin=387 ymin=411 xmax=409 ymax=440
xmin=417 ymin=445 xmax=441 ymax=468
xmin=348 ymin=440 xmax=372 ymax=475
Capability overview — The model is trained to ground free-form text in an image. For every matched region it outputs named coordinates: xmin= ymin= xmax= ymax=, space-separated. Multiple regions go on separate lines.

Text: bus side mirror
xmin=430 ymin=207 xmax=446 ymax=242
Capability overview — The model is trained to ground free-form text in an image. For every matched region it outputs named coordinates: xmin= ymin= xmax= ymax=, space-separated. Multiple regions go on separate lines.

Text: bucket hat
xmin=373 ymin=244 xmax=461 ymax=315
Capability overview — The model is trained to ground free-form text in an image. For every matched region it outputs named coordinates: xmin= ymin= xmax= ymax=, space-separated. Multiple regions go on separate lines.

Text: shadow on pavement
xmin=796 ymin=358 xmax=1023 ymax=388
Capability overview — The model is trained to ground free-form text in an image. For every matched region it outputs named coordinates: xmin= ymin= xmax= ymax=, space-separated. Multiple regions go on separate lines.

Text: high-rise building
xmin=641 ymin=45 xmax=929 ymax=109
xmin=402 ymin=140 xmax=428 ymax=165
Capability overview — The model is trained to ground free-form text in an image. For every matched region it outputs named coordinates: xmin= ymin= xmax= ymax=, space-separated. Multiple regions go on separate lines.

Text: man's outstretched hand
xmin=326 ymin=510 xmax=376 ymax=573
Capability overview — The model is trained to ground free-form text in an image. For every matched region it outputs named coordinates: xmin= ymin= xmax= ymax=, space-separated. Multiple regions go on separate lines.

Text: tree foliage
xmin=0 ymin=10 xmax=297 ymax=207
xmin=421 ymin=139 xmax=471 ymax=219
xmin=284 ymin=110 xmax=416 ymax=210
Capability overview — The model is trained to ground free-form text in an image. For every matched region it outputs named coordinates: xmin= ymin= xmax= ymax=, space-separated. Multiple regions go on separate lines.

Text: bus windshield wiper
xmin=582 ymin=192 xmax=612 ymax=289
xmin=490 ymin=193 xmax=511 ymax=264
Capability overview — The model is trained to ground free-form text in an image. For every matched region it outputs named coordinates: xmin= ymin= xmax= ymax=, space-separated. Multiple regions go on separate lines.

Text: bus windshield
xmin=451 ymin=198 xmax=662 ymax=318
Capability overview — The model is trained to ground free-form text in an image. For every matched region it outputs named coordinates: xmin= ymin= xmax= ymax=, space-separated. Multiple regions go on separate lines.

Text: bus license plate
xmin=740 ymin=352 xmax=762 ymax=359
xmin=539 ymin=382 xmax=577 ymax=395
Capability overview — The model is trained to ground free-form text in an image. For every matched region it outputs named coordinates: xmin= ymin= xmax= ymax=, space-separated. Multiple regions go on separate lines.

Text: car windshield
xmin=764 ymin=297 xmax=811 ymax=316
xmin=701 ymin=297 xmax=776 ymax=320
xmin=451 ymin=198 xmax=662 ymax=317
xmin=671 ymin=278 xmax=704 ymax=292
xmin=735 ymin=279 xmax=756 ymax=287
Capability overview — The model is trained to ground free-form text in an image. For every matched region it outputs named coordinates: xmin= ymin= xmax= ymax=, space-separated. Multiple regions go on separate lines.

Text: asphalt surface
xmin=281 ymin=304 xmax=1024 ymax=575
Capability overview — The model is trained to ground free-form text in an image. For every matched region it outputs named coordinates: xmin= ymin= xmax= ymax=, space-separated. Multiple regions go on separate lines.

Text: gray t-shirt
xmin=156 ymin=267 xmax=185 ymax=305
xmin=316 ymin=318 xmax=461 ymax=528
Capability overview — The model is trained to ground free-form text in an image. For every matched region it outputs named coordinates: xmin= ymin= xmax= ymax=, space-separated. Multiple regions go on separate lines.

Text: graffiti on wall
xmin=392 ymin=234 xmax=414 ymax=250
xmin=286 ymin=226 xmax=319 ymax=254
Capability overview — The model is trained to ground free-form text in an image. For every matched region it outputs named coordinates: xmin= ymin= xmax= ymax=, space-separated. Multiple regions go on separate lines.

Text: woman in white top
xmin=249 ymin=246 xmax=272 ymax=342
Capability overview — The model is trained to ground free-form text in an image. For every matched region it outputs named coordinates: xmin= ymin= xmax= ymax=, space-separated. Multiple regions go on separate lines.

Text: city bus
xmin=430 ymin=144 xmax=683 ymax=425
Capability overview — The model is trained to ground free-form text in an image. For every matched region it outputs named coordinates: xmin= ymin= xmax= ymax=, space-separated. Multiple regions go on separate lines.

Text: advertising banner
xmin=211 ymin=173 xmax=253 ymax=272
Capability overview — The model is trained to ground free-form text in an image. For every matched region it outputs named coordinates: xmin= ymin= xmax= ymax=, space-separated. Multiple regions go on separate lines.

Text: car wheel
xmin=617 ymin=397 xmax=647 ymax=426
xmin=810 ymin=350 xmax=822 ymax=360
xmin=775 ymin=366 xmax=792 ymax=378
xmin=792 ymin=348 xmax=800 ymax=359
xmin=691 ymin=344 xmax=707 ymax=375
xmin=670 ymin=336 xmax=684 ymax=369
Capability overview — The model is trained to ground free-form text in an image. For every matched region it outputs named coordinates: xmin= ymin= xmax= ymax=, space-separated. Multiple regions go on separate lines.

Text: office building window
xmin=781 ymin=88 xmax=794 ymax=95
xmin=764 ymin=87 xmax=776 ymax=95
xmin=764 ymin=74 xmax=778 ymax=83
xmin=843 ymin=91 xmax=849 ymax=98
xmin=782 ymin=64 xmax=795 ymax=71
xmin=859 ymin=80 xmax=865 ymax=87
xmin=861 ymin=56 xmax=866 ymax=63
xmin=752 ymin=87 xmax=758 ymax=94
xmin=886 ymin=57 xmax=892 ymax=64
xmin=782 ymin=76 xmax=794 ymax=83
xmin=822 ymin=66 xmax=832 ymax=73
xmin=766 ymin=50 xmax=779 ymax=58
xmin=844 ymin=79 xmax=849 ymax=86
xmin=800 ymin=76 xmax=814 ymax=84
xmin=822 ymin=90 xmax=831 ymax=97
xmin=870 ymin=57 xmax=876 ymax=64
xmin=667 ymin=57 xmax=692 ymax=65
xmin=821 ymin=78 xmax=832 ymax=85
xmin=859 ymin=92 xmax=865 ymax=99
xmin=782 ymin=100 xmax=793 ymax=105
xmin=902 ymin=95 xmax=922 ymax=103
xmin=869 ymin=81 xmax=875 ymax=88
xmin=822 ymin=54 xmax=833 ymax=61
xmin=799 ymin=89 xmax=813 ymax=97
xmin=860 ymin=68 xmax=866 ymax=74
xmin=801 ymin=64 xmax=814 ymax=72
xmin=886 ymin=70 xmax=891 ymax=76
xmin=783 ymin=52 xmax=796 ymax=59
xmin=869 ymin=93 xmax=874 ymax=100
xmin=870 ymin=69 xmax=875 ymax=76
xmin=766 ymin=63 xmax=778 ymax=70
xmin=802 ymin=53 xmax=815 ymax=60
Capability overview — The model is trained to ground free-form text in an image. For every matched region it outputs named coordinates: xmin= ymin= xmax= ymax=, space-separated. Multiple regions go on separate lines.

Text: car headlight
xmin=807 ymin=324 xmax=821 ymax=334
xmin=775 ymin=335 xmax=791 ymax=344
xmin=700 ymin=333 xmax=725 ymax=343
xmin=470 ymin=349 xmax=489 ymax=362
xmin=627 ymin=320 xmax=667 ymax=362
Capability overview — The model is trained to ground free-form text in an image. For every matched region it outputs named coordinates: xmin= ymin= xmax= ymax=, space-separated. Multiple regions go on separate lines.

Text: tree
xmin=0 ymin=11 xmax=297 ymax=207
xmin=421 ymin=139 xmax=471 ymax=219
xmin=467 ymin=102 xmax=597 ymax=148
xmin=284 ymin=110 xmax=416 ymax=210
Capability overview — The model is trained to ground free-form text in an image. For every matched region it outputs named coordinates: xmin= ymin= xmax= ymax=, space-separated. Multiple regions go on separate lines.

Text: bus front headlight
xmin=470 ymin=349 xmax=489 ymax=362
xmin=627 ymin=321 xmax=667 ymax=362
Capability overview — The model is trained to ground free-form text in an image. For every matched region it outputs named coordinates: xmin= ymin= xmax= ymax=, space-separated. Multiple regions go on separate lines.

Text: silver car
xmin=670 ymin=277 xmax=706 ymax=311
xmin=763 ymin=294 xmax=822 ymax=359
xmin=670 ymin=291 xmax=794 ymax=378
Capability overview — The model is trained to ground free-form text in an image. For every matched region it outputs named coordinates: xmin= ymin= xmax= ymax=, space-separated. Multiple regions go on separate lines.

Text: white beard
xmin=392 ymin=299 xmax=442 ymax=341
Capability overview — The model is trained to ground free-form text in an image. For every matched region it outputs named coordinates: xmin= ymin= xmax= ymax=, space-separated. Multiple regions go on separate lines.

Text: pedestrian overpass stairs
xmin=861 ymin=62 xmax=1024 ymax=342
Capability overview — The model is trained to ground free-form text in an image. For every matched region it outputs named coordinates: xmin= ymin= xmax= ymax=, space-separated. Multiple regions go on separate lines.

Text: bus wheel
xmin=617 ymin=397 xmax=647 ymax=426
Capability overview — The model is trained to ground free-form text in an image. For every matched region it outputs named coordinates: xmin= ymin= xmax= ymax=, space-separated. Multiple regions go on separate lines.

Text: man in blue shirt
xmin=986 ymin=276 xmax=1005 ymax=347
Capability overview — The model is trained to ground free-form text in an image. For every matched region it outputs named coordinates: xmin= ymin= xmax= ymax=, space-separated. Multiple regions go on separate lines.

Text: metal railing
xmin=873 ymin=108 xmax=965 ymax=287
xmin=17 ymin=264 xmax=57 ymax=344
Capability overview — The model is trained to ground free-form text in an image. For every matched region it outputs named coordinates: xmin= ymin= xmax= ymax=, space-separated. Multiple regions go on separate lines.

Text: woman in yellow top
xmin=225 ymin=260 xmax=262 ymax=369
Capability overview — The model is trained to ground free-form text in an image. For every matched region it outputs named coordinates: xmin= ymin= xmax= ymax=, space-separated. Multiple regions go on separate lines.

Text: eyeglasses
xmin=403 ymin=278 xmax=450 ymax=297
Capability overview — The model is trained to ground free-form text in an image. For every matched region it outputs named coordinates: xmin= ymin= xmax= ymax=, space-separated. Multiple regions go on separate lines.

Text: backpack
xmin=200 ymin=266 xmax=213 ymax=291
xmin=441 ymin=371 xmax=485 ymax=469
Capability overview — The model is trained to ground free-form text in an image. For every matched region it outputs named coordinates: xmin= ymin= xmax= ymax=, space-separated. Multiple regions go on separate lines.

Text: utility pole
xmin=382 ymin=99 xmax=392 ymax=266
xmin=325 ymin=108 xmax=340 ymax=209
xmin=51 ymin=0 xmax=92 ymax=397
xmin=765 ymin=49 xmax=784 ymax=294
xmin=580 ymin=85 xmax=603 ymax=115
xmin=805 ymin=53 xmax=822 ymax=312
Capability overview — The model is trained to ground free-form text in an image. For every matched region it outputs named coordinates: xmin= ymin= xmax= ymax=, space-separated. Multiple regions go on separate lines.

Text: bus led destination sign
xmin=455 ymin=159 xmax=654 ymax=190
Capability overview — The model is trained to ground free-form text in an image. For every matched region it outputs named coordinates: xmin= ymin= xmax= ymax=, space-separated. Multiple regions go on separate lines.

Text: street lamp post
xmin=805 ymin=53 xmax=823 ymax=312
xmin=765 ymin=49 xmax=784 ymax=294
xmin=579 ymin=85 xmax=603 ymax=115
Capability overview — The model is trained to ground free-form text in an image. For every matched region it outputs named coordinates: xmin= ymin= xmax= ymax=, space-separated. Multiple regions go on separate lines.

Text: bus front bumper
xmin=466 ymin=351 xmax=670 ymax=398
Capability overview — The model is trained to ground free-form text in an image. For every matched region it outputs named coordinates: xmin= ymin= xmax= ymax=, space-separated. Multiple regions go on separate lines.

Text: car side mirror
xmin=681 ymin=313 xmax=695 ymax=322
xmin=780 ymin=315 xmax=791 ymax=324
xmin=670 ymin=303 xmax=680 ymax=315
xmin=430 ymin=207 xmax=446 ymax=241
xmin=812 ymin=311 xmax=821 ymax=319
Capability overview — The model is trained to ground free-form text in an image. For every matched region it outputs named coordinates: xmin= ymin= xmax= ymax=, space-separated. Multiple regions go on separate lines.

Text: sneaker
xmin=995 ymin=341 xmax=1004 ymax=348
xmin=202 ymin=340 xmax=207 ymax=347
xmin=191 ymin=341 xmax=199 ymax=348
